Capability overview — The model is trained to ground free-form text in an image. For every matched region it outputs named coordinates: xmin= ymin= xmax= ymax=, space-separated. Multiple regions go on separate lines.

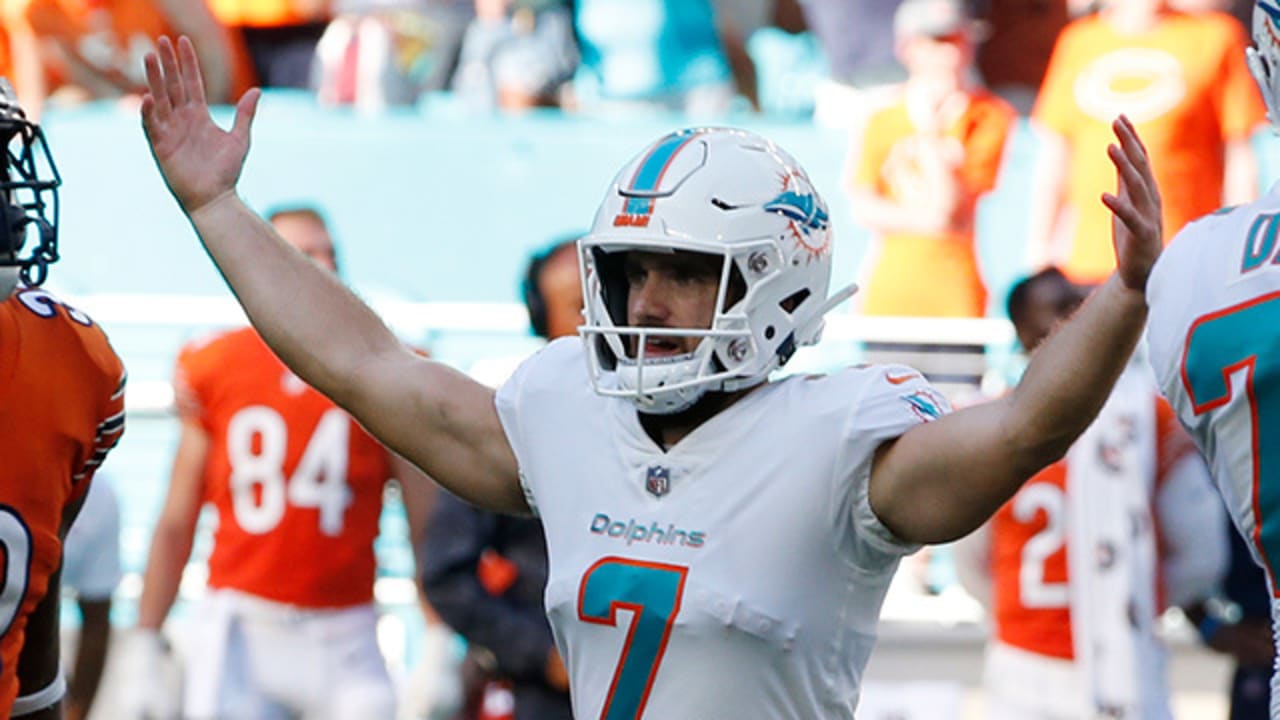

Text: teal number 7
xmin=1181 ymin=290 xmax=1280 ymax=597
xmin=578 ymin=557 xmax=688 ymax=720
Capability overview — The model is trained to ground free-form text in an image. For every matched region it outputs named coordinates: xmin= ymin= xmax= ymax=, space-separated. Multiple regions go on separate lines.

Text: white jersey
xmin=495 ymin=338 xmax=950 ymax=719
xmin=1145 ymin=185 xmax=1280 ymax=714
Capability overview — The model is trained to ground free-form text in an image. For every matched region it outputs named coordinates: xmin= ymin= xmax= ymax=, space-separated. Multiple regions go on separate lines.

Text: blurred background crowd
xmin=10 ymin=0 xmax=1278 ymax=718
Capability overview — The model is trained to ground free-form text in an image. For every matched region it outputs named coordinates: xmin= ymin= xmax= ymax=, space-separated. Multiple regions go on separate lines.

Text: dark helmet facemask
xmin=0 ymin=78 xmax=60 ymax=297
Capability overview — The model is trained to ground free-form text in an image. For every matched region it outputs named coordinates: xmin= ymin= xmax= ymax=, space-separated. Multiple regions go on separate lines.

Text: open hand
xmin=140 ymin=36 xmax=261 ymax=215
xmin=1101 ymin=114 xmax=1162 ymax=293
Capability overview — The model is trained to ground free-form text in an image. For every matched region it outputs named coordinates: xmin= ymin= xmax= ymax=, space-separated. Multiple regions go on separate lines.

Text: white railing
xmin=69 ymin=293 xmax=1017 ymax=415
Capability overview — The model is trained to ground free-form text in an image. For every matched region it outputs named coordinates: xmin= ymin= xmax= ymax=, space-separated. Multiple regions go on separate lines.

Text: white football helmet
xmin=578 ymin=127 xmax=856 ymax=414
xmin=1248 ymin=0 xmax=1280 ymax=131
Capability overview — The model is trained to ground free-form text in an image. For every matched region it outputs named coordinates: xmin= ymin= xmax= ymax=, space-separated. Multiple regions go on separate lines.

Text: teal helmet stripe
xmin=623 ymin=130 xmax=699 ymax=216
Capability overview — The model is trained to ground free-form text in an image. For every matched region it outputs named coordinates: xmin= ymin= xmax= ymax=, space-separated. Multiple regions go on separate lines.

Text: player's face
xmin=540 ymin=244 xmax=584 ymax=340
xmin=624 ymin=250 xmax=722 ymax=357
xmin=274 ymin=214 xmax=338 ymax=274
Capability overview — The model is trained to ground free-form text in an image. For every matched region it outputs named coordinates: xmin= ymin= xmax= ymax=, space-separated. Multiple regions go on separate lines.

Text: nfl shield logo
xmin=645 ymin=466 xmax=671 ymax=498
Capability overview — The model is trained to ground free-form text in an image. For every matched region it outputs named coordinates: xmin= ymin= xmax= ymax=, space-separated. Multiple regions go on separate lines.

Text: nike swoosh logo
xmin=885 ymin=372 xmax=917 ymax=385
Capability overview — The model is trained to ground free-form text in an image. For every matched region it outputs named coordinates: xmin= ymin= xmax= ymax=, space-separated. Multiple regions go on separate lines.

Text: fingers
xmin=157 ymin=36 xmax=187 ymax=109
xmin=142 ymin=50 xmax=170 ymax=122
xmin=1111 ymin=114 xmax=1160 ymax=212
xmin=177 ymin=36 xmax=206 ymax=107
xmin=231 ymin=88 xmax=262 ymax=145
xmin=1101 ymin=191 xmax=1141 ymax=231
xmin=1107 ymin=142 xmax=1146 ymax=206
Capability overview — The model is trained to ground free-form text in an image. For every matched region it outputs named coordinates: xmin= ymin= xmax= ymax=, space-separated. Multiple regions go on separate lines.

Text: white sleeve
xmin=952 ymin=523 xmax=993 ymax=609
xmin=61 ymin=479 xmax=122 ymax=600
xmin=1157 ymin=453 xmax=1228 ymax=607
xmin=836 ymin=366 xmax=952 ymax=567
xmin=494 ymin=343 xmax=551 ymax=516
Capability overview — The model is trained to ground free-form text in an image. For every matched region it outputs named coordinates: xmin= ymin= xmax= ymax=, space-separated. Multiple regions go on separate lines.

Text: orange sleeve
xmin=67 ymin=316 xmax=126 ymax=498
xmin=1155 ymin=397 xmax=1199 ymax=483
xmin=853 ymin=107 xmax=898 ymax=191
xmin=960 ymin=94 xmax=1016 ymax=194
xmin=1031 ymin=19 xmax=1086 ymax=136
xmin=173 ymin=339 xmax=211 ymax=429
xmin=76 ymin=366 xmax=126 ymax=485
xmin=1211 ymin=15 xmax=1267 ymax=140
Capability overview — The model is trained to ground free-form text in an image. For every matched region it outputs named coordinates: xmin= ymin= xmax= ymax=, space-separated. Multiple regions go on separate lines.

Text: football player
xmin=956 ymin=268 xmax=1225 ymax=719
xmin=139 ymin=35 xmax=1162 ymax=718
xmin=0 ymin=78 xmax=127 ymax=718
xmin=1142 ymin=2 xmax=1280 ymax=714
xmin=126 ymin=205 xmax=436 ymax=719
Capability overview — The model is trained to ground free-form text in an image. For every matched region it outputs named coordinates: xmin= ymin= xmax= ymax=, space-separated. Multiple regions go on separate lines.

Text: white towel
xmin=1065 ymin=364 xmax=1172 ymax=720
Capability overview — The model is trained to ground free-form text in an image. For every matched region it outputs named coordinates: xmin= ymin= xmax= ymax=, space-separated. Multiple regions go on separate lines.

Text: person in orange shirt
xmin=955 ymin=267 xmax=1227 ymax=719
xmin=1027 ymin=0 xmax=1265 ymax=285
xmin=0 ymin=0 xmax=255 ymax=120
xmin=0 ymin=79 xmax=127 ymax=719
xmin=125 ymin=205 xmax=436 ymax=719
xmin=847 ymin=0 xmax=1016 ymax=318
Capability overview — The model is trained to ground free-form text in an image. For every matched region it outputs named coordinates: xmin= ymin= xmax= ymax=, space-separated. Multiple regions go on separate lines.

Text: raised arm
xmin=870 ymin=114 xmax=1163 ymax=544
xmin=139 ymin=36 xmax=523 ymax=513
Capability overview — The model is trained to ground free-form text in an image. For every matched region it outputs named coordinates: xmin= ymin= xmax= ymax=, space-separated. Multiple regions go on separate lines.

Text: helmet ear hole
xmin=780 ymin=289 xmax=811 ymax=315
xmin=723 ymin=263 xmax=747 ymax=309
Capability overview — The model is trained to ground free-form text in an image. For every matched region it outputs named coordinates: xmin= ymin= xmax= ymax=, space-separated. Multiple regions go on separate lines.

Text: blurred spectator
xmin=846 ymin=0 xmax=1016 ymax=318
xmin=570 ymin=0 xmax=742 ymax=116
xmin=0 ymin=0 xmax=254 ymax=120
xmin=801 ymin=0 xmax=905 ymax=128
xmin=972 ymin=0 xmax=1095 ymax=114
xmin=701 ymin=0 xmax=801 ymax=113
xmin=60 ymin=476 xmax=121 ymax=720
xmin=1026 ymin=0 xmax=1265 ymax=286
xmin=803 ymin=0 xmax=905 ymax=88
xmin=1184 ymin=518 xmax=1275 ymax=720
xmin=421 ymin=237 xmax=580 ymax=720
xmin=315 ymin=0 xmax=473 ymax=112
xmin=209 ymin=0 xmax=333 ymax=88
xmin=955 ymin=267 xmax=1227 ymax=719
xmin=450 ymin=0 xmax=577 ymax=112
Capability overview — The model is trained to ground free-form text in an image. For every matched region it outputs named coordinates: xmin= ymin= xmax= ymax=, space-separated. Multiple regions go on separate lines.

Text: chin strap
xmin=1247 ymin=45 xmax=1280 ymax=130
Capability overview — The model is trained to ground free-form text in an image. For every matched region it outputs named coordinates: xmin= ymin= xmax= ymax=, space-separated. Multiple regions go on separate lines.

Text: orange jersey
xmin=175 ymin=327 xmax=391 ymax=608
xmin=989 ymin=397 xmax=1196 ymax=659
xmin=0 ymin=288 xmax=124 ymax=714
xmin=854 ymin=89 xmax=1016 ymax=317
xmin=3 ymin=0 xmax=255 ymax=99
xmin=1034 ymin=11 xmax=1265 ymax=284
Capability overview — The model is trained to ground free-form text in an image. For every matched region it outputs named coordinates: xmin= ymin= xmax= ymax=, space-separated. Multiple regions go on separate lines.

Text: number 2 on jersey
xmin=579 ymin=558 xmax=687 ymax=720
xmin=1182 ymin=291 xmax=1280 ymax=596
xmin=1014 ymin=483 xmax=1069 ymax=608
xmin=226 ymin=406 xmax=353 ymax=535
